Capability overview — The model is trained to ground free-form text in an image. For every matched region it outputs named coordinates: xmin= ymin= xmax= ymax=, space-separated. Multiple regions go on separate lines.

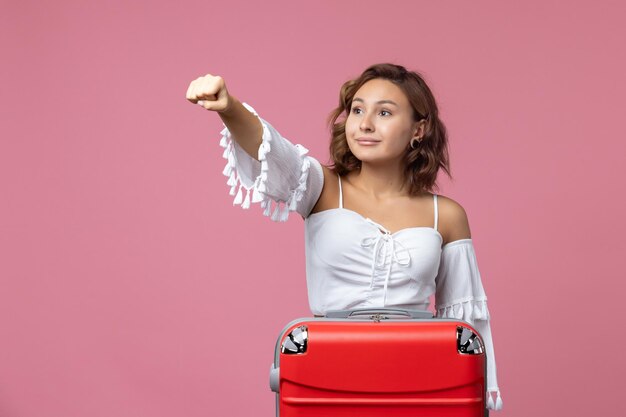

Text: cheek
xmin=344 ymin=117 xmax=356 ymax=135
xmin=388 ymin=124 xmax=411 ymax=143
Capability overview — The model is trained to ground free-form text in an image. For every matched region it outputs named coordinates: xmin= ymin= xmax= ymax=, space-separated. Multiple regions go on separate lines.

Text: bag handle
xmin=324 ymin=308 xmax=434 ymax=319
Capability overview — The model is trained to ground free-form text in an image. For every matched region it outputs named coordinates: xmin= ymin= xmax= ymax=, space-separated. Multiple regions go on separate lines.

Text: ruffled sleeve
xmin=434 ymin=238 xmax=504 ymax=411
xmin=219 ymin=102 xmax=324 ymax=221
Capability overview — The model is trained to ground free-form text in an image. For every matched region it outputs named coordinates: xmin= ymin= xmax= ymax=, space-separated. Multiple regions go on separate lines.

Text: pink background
xmin=2 ymin=0 xmax=625 ymax=416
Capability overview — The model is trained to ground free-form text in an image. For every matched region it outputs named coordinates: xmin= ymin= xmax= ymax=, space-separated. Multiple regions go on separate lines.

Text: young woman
xmin=186 ymin=63 xmax=503 ymax=410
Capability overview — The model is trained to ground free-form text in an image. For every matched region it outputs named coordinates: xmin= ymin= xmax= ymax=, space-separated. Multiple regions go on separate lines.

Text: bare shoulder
xmin=436 ymin=194 xmax=472 ymax=245
xmin=308 ymin=164 xmax=340 ymax=215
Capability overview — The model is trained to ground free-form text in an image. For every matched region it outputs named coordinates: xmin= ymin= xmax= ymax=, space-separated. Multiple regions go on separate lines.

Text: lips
xmin=356 ymin=137 xmax=381 ymax=145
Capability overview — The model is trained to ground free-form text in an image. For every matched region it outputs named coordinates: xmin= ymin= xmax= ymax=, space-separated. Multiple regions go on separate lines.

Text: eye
xmin=351 ymin=107 xmax=392 ymax=116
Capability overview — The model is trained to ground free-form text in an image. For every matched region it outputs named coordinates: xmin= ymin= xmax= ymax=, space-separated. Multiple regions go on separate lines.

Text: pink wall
xmin=2 ymin=0 xmax=625 ymax=415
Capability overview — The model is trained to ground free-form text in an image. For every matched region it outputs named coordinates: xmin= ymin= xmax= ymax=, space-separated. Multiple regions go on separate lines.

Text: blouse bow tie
xmin=360 ymin=218 xmax=412 ymax=306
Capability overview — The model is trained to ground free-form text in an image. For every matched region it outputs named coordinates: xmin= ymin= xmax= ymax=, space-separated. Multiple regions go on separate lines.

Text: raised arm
xmin=186 ymin=73 xmax=324 ymax=222
xmin=186 ymin=74 xmax=262 ymax=160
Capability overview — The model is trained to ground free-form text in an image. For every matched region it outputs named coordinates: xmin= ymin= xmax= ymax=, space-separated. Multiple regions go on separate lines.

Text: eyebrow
xmin=352 ymin=97 xmax=398 ymax=107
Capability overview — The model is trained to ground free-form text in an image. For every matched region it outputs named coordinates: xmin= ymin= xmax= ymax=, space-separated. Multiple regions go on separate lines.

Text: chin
xmin=353 ymin=150 xmax=406 ymax=167
xmin=351 ymin=153 xmax=387 ymax=165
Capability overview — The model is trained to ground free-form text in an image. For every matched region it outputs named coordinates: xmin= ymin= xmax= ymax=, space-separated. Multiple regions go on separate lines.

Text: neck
xmin=350 ymin=159 xmax=407 ymax=199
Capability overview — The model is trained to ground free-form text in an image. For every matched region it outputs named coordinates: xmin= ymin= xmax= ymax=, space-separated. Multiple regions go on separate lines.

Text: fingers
xmin=185 ymin=76 xmax=205 ymax=103
xmin=185 ymin=74 xmax=213 ymax=103
xmin=186 ymin=73 xmax=228 ymax=112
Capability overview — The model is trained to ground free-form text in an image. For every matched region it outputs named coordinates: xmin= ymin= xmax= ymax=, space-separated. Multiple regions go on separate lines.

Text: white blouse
xmin=218 ymin=102 xmax=503 ymax=411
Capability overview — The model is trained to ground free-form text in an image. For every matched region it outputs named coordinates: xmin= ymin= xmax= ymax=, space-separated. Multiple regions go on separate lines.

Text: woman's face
xmin=345 ymin=78 xmax=424 ymax=166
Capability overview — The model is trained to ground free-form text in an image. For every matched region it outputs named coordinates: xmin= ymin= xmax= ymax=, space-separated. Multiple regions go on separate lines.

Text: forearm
xmin=218 ymin=96 xmax=264 ymax=161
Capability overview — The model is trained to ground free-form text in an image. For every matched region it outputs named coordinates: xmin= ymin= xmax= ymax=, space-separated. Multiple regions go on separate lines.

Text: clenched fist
xmin=186 ymin=73 xmax=233 ymax=113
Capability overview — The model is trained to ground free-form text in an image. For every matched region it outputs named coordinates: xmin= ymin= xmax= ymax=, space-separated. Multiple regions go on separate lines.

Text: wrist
xmin=220 ymin=95 xmax=238 ymax=117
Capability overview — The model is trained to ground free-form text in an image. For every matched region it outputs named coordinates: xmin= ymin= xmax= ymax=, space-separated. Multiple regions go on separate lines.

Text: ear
xmin=412 ymin=119 xmax=426 ymax=138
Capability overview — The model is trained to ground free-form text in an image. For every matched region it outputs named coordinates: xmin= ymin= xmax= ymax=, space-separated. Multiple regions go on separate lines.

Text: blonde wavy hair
xmin=326 ymin=63 xmax=452 ymax=195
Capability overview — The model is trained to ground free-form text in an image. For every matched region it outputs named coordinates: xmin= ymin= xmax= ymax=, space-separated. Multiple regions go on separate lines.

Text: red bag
xmin=270 ymin=308 xmax=489 ymax=417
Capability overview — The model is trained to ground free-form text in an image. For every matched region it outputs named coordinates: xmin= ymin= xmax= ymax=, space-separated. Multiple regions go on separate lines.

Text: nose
xmin=359 ymin=113 xmax=375 ymax=132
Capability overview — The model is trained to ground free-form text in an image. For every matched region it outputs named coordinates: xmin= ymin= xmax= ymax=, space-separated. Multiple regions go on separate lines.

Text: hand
xmin=185 ymin=73 xmax=233 ymax=113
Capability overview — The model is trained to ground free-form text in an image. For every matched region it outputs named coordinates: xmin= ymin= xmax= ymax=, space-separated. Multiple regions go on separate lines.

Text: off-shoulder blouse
xmin=217 ymin=102 xmax=503 ymax=411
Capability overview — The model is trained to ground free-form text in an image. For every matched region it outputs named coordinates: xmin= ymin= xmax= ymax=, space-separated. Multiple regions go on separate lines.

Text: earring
xmin=410 ymin=136 xmax=423 ymax=149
